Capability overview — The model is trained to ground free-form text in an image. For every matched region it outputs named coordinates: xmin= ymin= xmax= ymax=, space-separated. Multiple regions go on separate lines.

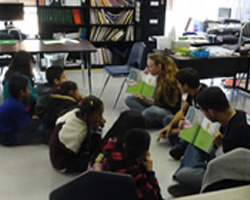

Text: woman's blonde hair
xmin=148 ymin=53 xmax=179 ymax=107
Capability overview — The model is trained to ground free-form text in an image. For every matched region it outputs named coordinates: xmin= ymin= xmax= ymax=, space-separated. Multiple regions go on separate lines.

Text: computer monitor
xmin=0 ymin=3 xmax=24 ymax=21
xmin=218 ymin=7 xmax=231 ymax=19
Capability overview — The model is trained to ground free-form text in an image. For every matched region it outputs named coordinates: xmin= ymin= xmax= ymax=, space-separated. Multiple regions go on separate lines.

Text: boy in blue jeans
xmin=168 ymin=87 xmax=250 ymax=197
xmin=0 ymin=74 xmax=42 ymax=145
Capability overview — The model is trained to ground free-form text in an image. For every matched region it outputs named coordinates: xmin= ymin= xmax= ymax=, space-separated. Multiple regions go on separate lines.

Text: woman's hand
xmin=178 ymin=118 xmax=185 ymax=130
xmin=133 ymin=93 xmax=143 ymax=100
xmin=143 ymin=68 xmax=150 ymax=74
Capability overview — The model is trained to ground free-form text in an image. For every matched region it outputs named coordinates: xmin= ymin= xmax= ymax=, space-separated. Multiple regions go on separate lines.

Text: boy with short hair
xmin=158 ymin=67 xmax=207 ymax=160
xmin=0 ymin=75 xmax=41 ymax=145
xmin=36 ymin=66 xmax=67 ymax=117
xmin=37 ymin=65 xmax=66 ymax=96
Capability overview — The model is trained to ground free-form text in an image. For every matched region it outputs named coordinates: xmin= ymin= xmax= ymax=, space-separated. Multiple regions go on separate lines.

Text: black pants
xmin=65 ymin=133 xmax=102 ymax=173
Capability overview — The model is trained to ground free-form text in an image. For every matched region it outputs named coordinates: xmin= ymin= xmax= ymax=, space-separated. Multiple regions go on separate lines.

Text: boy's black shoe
xmin=168 ymin=184 xmax=199 ymax=197
xmin=169 ymin=142 xmax=187 ymax=160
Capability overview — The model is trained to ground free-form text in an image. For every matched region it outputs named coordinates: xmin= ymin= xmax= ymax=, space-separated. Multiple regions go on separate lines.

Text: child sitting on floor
xmin=37 ymin=65 xmax=66 ymax=96
xmin=102 ymin=129 xmax=163 ymax=200
xmin=89 ymin=110 xmax=145 ymax=171
xmin=49 ymin=95 xmax=106 ymax=173
xmin=36 ymin=66 xmax=67 ymax=118
xmin=0 ymin=74 xmax=43 ymax=146
xmin=41 ymin=81 xmax=83 ymax=144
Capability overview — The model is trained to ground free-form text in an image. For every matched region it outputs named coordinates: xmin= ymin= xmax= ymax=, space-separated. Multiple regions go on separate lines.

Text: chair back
xmin=238 ymin=21 xmax=250 ymax=45
xmin=126 ymin=42 xmax=146 ymax=69
xmin=49 ymin=171 xmax=138 ymax=200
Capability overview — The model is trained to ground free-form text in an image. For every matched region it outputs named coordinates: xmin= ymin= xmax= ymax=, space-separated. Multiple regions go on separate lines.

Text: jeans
xmin=0 ymin=121 xmax=44 ymax=146
xmin=125 ymin=95 xmax=174 ymax=128
xmin=173 ymin=144 xmax=211 ymax=191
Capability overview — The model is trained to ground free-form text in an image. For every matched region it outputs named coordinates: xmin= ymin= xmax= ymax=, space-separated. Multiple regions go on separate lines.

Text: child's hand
xmin=213 ymin=130 xmax=223 ymax=147
xmin=32 ymin=115 xmax=39 ymax=120
xmin=142 ymin=151 xmax=153 ymax=171
xmin=157 ymin=124 xmax=172 ymax=142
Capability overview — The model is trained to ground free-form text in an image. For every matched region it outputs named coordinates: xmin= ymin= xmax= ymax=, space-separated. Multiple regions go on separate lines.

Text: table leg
xmin=245 ymin=58 xmax=250 ymax=91
xmin=35 ymin=53 xmax=44 ymax=81
xmin=80 ymin=52 xmax=92 ymax=95
xmin=80 ymin=52 xmax=86 ymax=93
xmin=86 ymin=53 xmax=92 ymax=95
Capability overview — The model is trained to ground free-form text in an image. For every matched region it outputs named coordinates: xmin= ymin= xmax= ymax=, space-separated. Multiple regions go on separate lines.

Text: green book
xmin=180 ymin=106 xmax=220 ymax=153
xmin=126 ymin=68 xmax=156 ymax=98
xmin=0 ymin=40 xmax=17 ymax=45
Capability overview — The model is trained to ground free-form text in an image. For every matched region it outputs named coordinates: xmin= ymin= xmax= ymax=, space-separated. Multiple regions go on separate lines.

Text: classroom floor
xmin=0 ymin=69 xmax=250 ymax=200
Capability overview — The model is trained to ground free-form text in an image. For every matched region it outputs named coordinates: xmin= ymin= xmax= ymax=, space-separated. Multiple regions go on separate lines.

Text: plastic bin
xmin=44 ymin=53 xmax=65 ymax=68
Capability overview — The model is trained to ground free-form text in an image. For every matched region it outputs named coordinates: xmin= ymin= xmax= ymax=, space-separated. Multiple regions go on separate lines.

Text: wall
xmin=164 ymin=0 xmax=249 ymax=38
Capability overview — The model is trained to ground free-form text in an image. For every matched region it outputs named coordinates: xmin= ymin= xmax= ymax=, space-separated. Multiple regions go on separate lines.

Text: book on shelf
xmin=90 ymin=0 xmax=96 ymax=6
xmin=78 ymin=28 xmax=87 ymax=39
xmin=101 ymin=0 xmax=108 ymax=7
xmin=61 ymin=0 xmax=81 ymax=6
xmin=90 ymin=9 xmax=133 ymax=25
xmin=39 ymin=0 xmax=44 ymax=6
xmin=127 ymin=68 xmax=156 ymax=98
xmin=72 ymin=9 xmax=82 ymax=24
xmin=124 ymin=10 xmax=134 ymax=24
xmin=90 ymin=47 xmax=112 ymax=65
xmin=111 ymin=29 xmax=125 ymax=41
xmin=125 ymin=25 xmax=134 ymax=41
xmin=91 ymin=0 xmax=134 ymax=7
xmin=180 ymin=106 xmax=220 ymax=153
xmin=105 ymin=11 xmax=120 ymax=24
xmin=91 ymin=27 xmax=127 ymax=41
xmin=39 ymin=8 xmax=74 ymax=24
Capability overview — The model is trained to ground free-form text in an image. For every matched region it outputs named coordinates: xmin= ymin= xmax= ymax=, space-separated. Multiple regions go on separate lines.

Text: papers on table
xmin=42 ymin=39 xmax=80 ymax=45
xmin=205 ymin=46 xmax=235 ymax=57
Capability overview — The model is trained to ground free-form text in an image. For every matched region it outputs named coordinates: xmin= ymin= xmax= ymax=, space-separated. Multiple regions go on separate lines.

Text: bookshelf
xmin=89 ymin=0 xmax=135 ymax=66
xmin=37 ymin=0 xmax=165 ymax=67
xmin=37 ymin=1 xmax=88 ymax=39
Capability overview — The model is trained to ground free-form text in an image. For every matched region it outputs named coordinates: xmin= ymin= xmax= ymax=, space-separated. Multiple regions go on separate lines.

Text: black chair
xmin=238 ymin=21 xmax=250 ymax=45
xmin=49 ymin=171 xmax=138 ymax=200
xmin=99 ymin=42 xmax=146 ymax=108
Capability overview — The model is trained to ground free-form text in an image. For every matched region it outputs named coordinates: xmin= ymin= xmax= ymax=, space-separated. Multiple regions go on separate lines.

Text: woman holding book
xmin=125 ymin=52 xmax=181 ymax=128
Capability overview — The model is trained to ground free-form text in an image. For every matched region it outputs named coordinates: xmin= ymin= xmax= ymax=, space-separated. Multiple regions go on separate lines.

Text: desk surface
xmin=0 ymin=39 xmax=97 ymax=54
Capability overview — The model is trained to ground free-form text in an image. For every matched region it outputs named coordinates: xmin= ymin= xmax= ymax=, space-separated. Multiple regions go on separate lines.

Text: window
xmin=0 ymin=0 xmax=36 ymax=6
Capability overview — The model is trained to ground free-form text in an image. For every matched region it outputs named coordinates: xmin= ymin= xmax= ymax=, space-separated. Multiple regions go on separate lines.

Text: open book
xmin=180 ymin=106 xmax=220 ymax=153
xmin=126 ymin=68 xmax=156 ymax=98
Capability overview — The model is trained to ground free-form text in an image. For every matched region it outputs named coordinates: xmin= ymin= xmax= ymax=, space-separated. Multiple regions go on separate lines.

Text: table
xmin=170 ymin=55 xmax=250 ymax=92
xmin=0 ymin=39 xmax=97 ymax=94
